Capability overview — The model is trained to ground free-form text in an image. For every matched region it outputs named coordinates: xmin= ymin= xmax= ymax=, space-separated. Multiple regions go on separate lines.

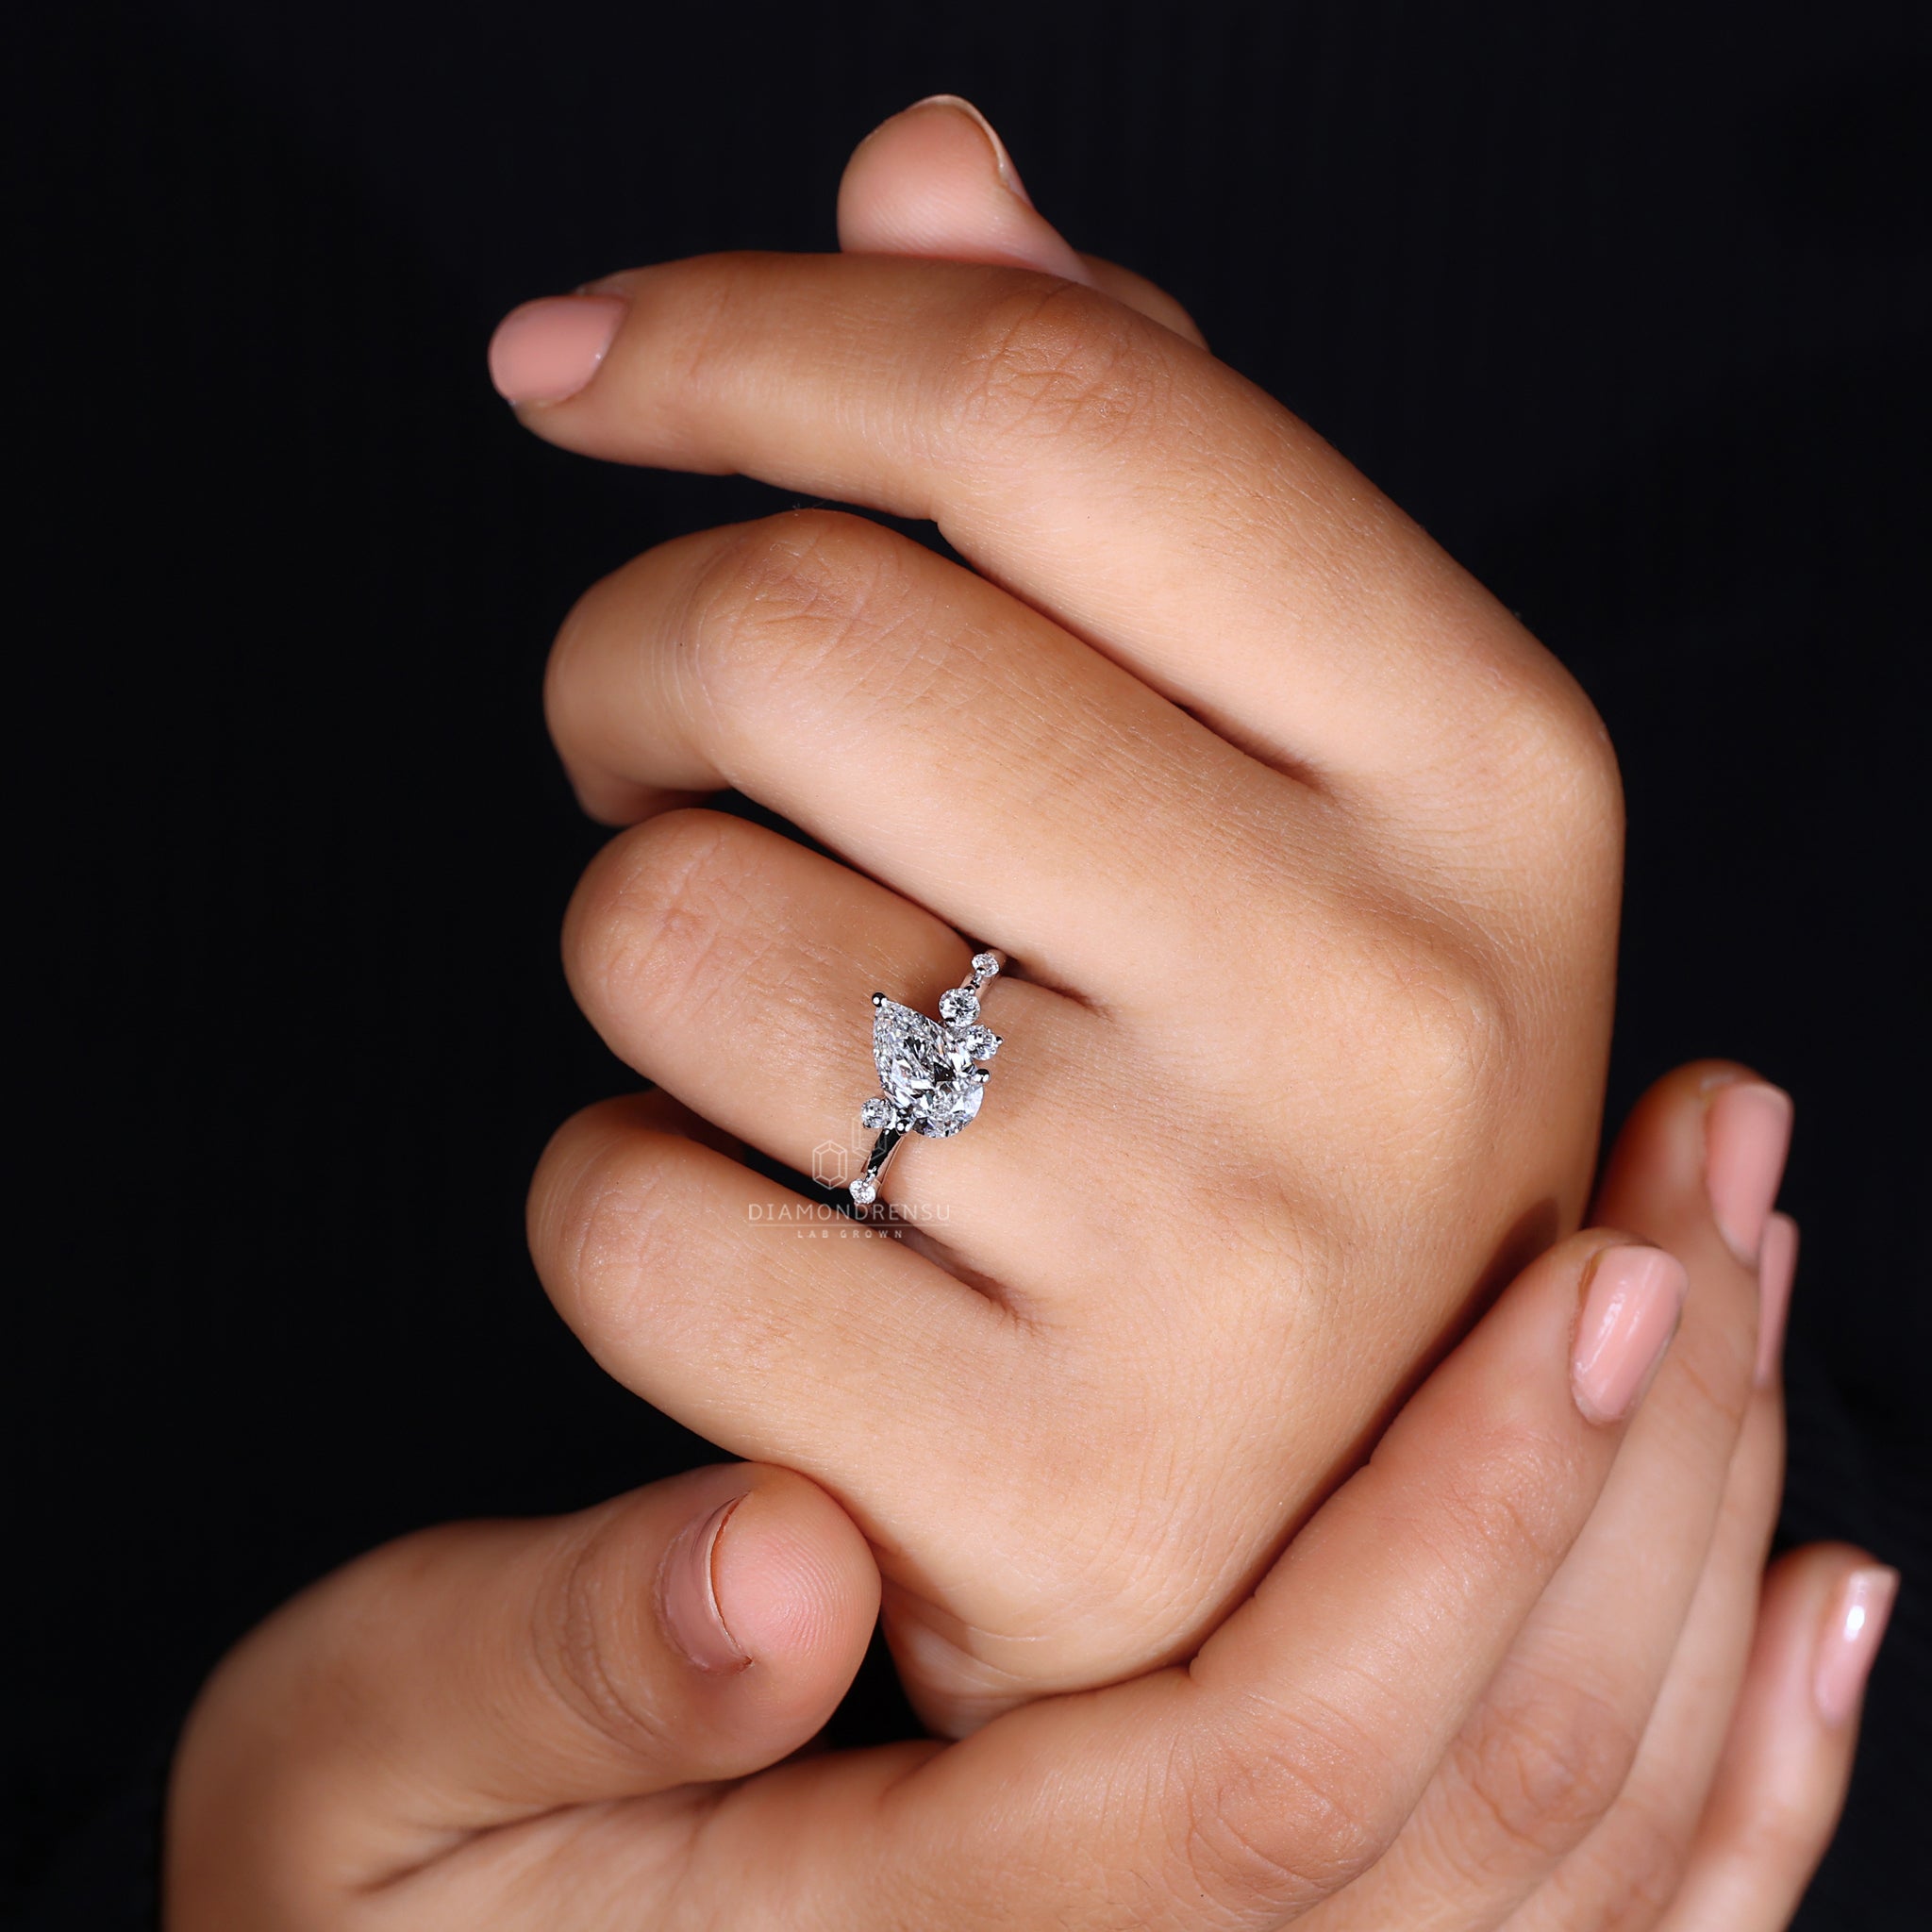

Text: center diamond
xmin=873 ymin=997 xmax=986 ymax=1138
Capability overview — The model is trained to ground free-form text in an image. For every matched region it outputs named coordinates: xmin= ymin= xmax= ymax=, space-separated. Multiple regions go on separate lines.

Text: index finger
xmin=489 ymin=256 xmax=1595 ymax=809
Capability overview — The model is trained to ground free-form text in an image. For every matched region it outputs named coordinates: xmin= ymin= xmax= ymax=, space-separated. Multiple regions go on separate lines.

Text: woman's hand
xmin=498 ymin=96 xmax=1637 ymax=1734
xmin=166 ymin=1067 xmax=1889 ymax=1929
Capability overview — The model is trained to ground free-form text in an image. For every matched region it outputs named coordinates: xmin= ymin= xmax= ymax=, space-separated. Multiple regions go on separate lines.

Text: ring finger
xmin=563 ymin=804 xmax=1125 ymax=1283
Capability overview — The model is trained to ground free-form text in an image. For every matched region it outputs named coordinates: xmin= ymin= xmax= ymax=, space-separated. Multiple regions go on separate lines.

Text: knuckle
xmin=566 ymin=808 xmax=750 ymax=1033
xmin=1310 ymin=916 xmax=1521 ymax=1182
xmin=531 ymin=1106 xmax=688 ymax=1343
xmin=949 ymin=278 xmax=1171 ymax=454
xmin=680 ymin=508 xmax=908 ymax=708
xmin=1165 ymin=1708 xmax=1395 ymax=1916
xmin=1413 ymin=1414 xmax=1589 ymax=1580
xmin=1581 ymin=1793 xmax=1692 ymax=1930
xmin=527 ymin=1511 xmax=679 ymax=1762
xmin=1670 ymin=1301 xmax=1759 ymax=1441
xmin=1492 ymin=667 xmax=1626 ymax=863
xmin=1701 ymin=1787 xmax=1827 ymax=1891
xmin=1375 ymin=932 xmax=1514 ymax=1133
xmin=1448 ymin=1664 xmax=1641 ymax=1867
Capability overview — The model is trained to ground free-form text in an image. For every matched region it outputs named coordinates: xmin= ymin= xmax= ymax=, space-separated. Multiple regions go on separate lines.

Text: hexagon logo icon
xmin=810 ymin=1140 xmax=850 ymax=1188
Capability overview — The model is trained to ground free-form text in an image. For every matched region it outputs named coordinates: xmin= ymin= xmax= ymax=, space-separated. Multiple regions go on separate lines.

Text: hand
xmin=166 ymin=1067 xmax=1890 ymax=1929
xmin=495 ymin=96 xmax=1633 ymax=1733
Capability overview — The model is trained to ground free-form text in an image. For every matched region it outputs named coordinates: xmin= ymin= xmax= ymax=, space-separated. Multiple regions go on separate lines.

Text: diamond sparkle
xmin=852 ymin=956 xmax=1006 ymax=1208
xmin=872 ymin=997 xmax=987 ymax=1138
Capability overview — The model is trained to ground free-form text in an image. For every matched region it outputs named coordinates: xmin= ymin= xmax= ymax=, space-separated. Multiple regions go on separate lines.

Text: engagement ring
xmin=851 ymin=951 xmax=1004 ymax=1208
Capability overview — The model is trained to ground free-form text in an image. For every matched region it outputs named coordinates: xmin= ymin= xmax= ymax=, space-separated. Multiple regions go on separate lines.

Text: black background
xmin=8 ymin=1 xmax=1928 ymax=1924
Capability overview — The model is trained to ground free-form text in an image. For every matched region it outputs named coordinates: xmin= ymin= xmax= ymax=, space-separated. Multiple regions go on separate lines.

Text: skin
xmin=166 ymin=104 xmax=1887 ymax=1927
xmin=523 ymin=120 xmax=1623 ymax=1741
xmin=167 ymin=1065 xmax=1875 ymax=1928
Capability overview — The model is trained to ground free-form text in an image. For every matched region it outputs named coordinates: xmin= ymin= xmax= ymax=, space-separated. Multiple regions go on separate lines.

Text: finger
xmin=1486 ymin=1308 xmax=1786 ymax=1932
xmin=1306 ymin=1067 xmax=1788 ymax=1928
xmin=529 ymin=1086 xmax=1186 ymax=1739
xmin=531 ymin=1091 xmax=1214 ymax=1739
xmin=1496 ymin=1090 xmax=1795 ymax=1932
xmin=1501 ymin=1219 xmax=1799 ymax=1930
xmin=837 ymin=95 xmax=1095 ymax=284
xmin=1504 ymin=1385 xmax=1786 ymax=1932
xmin=487 ymin=251 xmax=1594 ymax=809
xmin=544 ymin=506 xmax=1312 ymax=1005
xmin=527 ymin=1092 xmax=1011 ymax=1514
xmin=836 ymin=93 xmax=1208 ymax=345
xmin=1076 ymin=250 xmax=1208 ymax=345
xmin=165 ymin=1464 xmax=878 ymax=1910
xmin=1654 ymin=1546 xmax=1897 ymax=1932
xmin=561 ymin=808 xmax=1127 ymax=1283
xmin=693 ymin=1229 xmax=1688 ymax=1929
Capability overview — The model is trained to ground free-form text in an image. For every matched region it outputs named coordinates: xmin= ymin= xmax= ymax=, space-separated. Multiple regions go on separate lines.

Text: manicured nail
xmin=487 ymin=294 xmax=627 ymax=404
xmin=1705 ymin=1080 xmax=1793 ymax=1264
xmin=1755 ymin=1211 xmax=1798 ymax=1388
xmin=1572 ymin=1244 xmax=1689 ymax=1424
xmin=660 ymin=1497 xmax=749 ymax=1673
xmin=907 ymin=93 xmax=1036 ymax=206
xmin=1813 ymin=1565 xmax=1897 ymax=1725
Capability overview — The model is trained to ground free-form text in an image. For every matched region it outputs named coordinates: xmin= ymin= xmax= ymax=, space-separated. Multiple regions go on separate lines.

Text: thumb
xmin=167 ymin=1465 xmax=879 ymax=1907
xmin=838 ymin=94 xmax=1206 ymax=345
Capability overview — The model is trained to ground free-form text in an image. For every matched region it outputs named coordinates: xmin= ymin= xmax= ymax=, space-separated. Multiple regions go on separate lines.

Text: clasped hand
xmin=166 ymin=99 xmax=1887 ymax=1930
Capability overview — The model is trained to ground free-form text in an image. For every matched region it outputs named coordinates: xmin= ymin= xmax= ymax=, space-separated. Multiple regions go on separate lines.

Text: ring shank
xmin=850 ymin=1124 xmax=908 ymax=1208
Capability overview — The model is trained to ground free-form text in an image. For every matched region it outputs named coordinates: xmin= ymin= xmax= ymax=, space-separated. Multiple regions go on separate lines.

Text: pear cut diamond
xmin=873 ymin=996 xmax=988 ymax=1138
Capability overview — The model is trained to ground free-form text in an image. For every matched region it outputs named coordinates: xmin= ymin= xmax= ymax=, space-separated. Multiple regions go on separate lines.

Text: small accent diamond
xmin=958 ymin=1024 xmax=1001 ymax=1059
xmin=939 ymin=987 xmax=980 ymax=1025
xmin=849 ymin=1174 xmax=878 ymax=1206
xmin=859 ymin=1097 xmax=894 ymax=1130
xmin=971 ymin=951 xmax=1000 ymax=981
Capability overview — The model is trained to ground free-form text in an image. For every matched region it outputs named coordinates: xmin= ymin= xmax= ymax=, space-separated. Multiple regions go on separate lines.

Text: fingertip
xmin=1704 ymin=1078 xmax=1794 ymax=1265
xmin=1666 ymin=1542 xmax=1892 ymax=1924
xmin=712 ymin=1471 xmax=882 ymax=1676
xmin=838 ymin=95 xmax=1092 ymax=284
xmin=1075 ymin=253 xmax=1210 ymax=347
xmin=1592 ymin=1058 xmax=1790 ymax=1289
xmin=900 ymin=93 xmax=1036 ymax=206
xmin=487 ymin=293 xmax=627 ymax=405
xmin=1570 ymin=1240 xmax=1688 ymax=1424
xmin=1755 ymin=1211 xmax=1798 ymax=1388
xmin=1812 ymin=1558 xmax=1898 ymax=1728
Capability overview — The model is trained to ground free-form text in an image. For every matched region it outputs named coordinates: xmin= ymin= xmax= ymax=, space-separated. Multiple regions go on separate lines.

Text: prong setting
xmin=852 ymin=950 xmax=1008 ymax=1208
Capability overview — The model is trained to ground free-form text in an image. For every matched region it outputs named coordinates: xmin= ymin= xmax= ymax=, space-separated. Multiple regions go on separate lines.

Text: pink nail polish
xmin=1755 ymin=1212 xmax=1798 ymax=1388
xmin=1813 ymin=1566 xmax=1898 ymax=1725
xmin=1705 ymin=1080 xmax=1793 ymax=1264
xmin=1572 ymin=1245 xmax=1689 ymax=1424
xmin=487 ymin=294 xmax=627 ymax=404
xmin=659 ymin=1497 xmax=749 ymax=1673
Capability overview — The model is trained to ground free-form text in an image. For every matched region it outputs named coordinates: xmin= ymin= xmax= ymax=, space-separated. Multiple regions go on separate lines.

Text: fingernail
xmin=487 ymin=294 xmax=627 ymax=404
xmin=660 ymin=1497 xmax=749 ymax=1673
xmin=1813 ymin=1565 xmax=1898 ymax=1725
xmin=1705 ymin=1080 xmax=1793 ymax=1265
xmin=1572 ymin=1244 xmax=1689 ymax=1424
xmin=1755 ymin=1211 xmax=1799 ymax=1388
xmin=907 ymin=93 xmax=1036 ymax=206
